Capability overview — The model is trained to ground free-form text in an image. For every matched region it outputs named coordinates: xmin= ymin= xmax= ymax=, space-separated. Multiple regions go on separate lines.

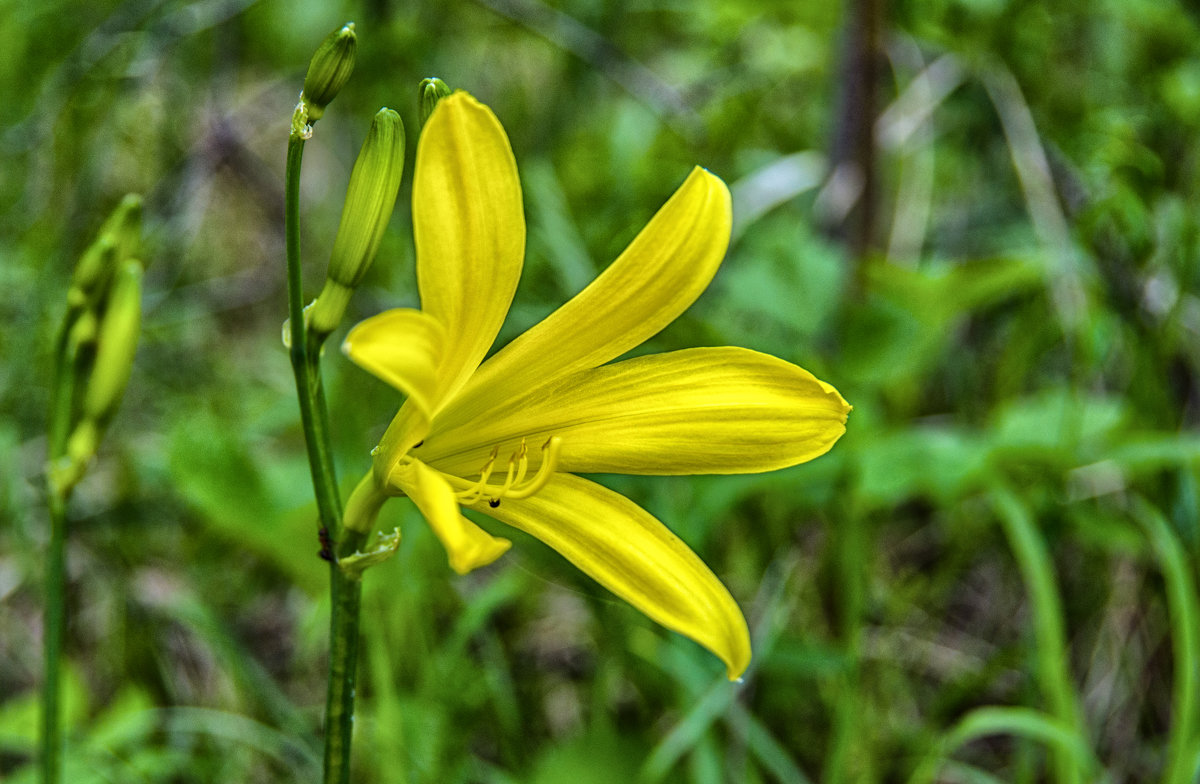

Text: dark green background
xmin=4 ymin=0 xmax=1200 ymax=781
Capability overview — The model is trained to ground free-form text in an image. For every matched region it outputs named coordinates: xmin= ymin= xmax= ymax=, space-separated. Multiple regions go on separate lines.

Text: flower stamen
xmin=503 ymin=437 xmax=561 ymax=500
xmin=492 ymin=439 xmax=527 ymax=501
xmin=448 ymin=436 xmax=562 ymax=505
xmin=454 ymin=446 xmax=500 ymax=505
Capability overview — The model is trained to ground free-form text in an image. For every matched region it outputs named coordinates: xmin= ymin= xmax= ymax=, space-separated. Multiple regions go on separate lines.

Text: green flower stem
xmin=324 ymin=529 xmax=366 ymax=784
xmin=41 ymin=490 xmax=66 ymax=784
xmin=285 ymin=135 xmax=343 ymax=537
xmin=41 ymin=320 xmax=76 ymax=784
xmin=285 ymin=129 xmax=369 ymax=784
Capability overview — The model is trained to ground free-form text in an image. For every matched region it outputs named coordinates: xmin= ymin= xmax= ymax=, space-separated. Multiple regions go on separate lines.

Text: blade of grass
xmin=160 ymin=706 xmax=321 ymax=776
xmin=906 ymin=706 xmax=1100 ymax=784
xmin=164 ymin=594 xmax=310 ymax=742
xmin=1131 ymin=497 xmax=1200 ymax=784
xmin=938 ymin=760 xmax=1016 ymax=784
xmin=639 ymin=555 xmax=801 ymax=782
xmin=362 ymin=602 xmax=410 ymax=784
xmin=878 ymin=41 xmax=958 ymax=264
xmin=687 ymin=733 xmax=723 ymax=784
xmin=824 ymin=509 xmax=869 ymax=784
xmin=639 ymin=665 xmax=738 ymax=782
xmin=728 ymin=701 xmax=814 ymax=784
xmin=988 ymin=483 xmax=1087 ymax=784
xmin=980 ymin=63 xmax=1086 ymax=335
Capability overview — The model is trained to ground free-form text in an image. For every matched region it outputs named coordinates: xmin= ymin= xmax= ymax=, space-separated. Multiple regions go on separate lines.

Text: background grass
xmin=4 ymin=0 xmax=1200 ymax=781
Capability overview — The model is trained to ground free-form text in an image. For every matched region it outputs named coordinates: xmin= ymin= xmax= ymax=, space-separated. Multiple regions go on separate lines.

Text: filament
xmin=446 ymin=437 xmax=562 ymax=505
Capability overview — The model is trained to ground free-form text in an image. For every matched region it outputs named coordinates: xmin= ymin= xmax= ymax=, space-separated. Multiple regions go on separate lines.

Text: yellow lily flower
xmin=342 ymin=91 xmax=850 ymax=679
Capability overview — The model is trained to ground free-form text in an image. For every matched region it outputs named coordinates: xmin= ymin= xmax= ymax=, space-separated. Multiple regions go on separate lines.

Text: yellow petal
xmin=391 ymin=458 xmax=511 ymax=574
xmin=343 ymin=308 xmax=448 ymax=476
xmin=437 ymin=167 xmax=731 ymax=430
xmin=343 ymin=308 xmax=446 ymax=419
xmin=423 ymin=347 xmax=850 ymax=477
xmin=469 ymin=473 xmax=751 ymax=679
xmin=414 ymin=92 xmax=524 ymax=408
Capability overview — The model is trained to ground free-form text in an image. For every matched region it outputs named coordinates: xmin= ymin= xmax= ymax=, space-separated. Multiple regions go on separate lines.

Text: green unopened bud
xmin=70 ymin=194 xmax=142 ymax=307
xmin=70 ymin=236 xmax=117 ymax=308
xmin=84 ymin=261 xmax=142 ymax=422
xmin=101 ymin=193 xmax=143 ymax=267
xmin=419 ymin=78 xmax=451 ymax=127
xmin=310 ymin=108 xmax=406 ymax=335
xmin=302 ymin=23 xmax=357 ymax=123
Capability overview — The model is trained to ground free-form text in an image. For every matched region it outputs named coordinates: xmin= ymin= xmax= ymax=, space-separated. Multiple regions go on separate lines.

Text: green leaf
xmin=168 ymin=410 xmax=322 ymax=593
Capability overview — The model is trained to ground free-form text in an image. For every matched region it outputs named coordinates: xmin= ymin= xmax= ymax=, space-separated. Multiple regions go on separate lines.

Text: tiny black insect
xmin=488 ymin=498 xmax=501 ymax=508
xmin=317 ymin=526 xmax=334 ymax=562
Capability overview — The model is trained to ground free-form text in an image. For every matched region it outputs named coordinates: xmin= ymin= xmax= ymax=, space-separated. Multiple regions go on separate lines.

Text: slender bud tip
xmin=106 ymin=193 xmax=144 ymax=264
xmin=419 ymin=78 xmax=452 ymax=128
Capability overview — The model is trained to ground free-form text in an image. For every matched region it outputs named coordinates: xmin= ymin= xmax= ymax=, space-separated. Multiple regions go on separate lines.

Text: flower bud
xmin=70 ymin=194 xmax=142 ymax=308
xmin=70 ymin=236 xmax=117 ymax=309
xmin=310 ymin=108 xmax=406 ymax=335
xmin=302 ymin=23 xmax=357 ymax=123
xmin=419 ymin=78 xmax=452 ymax=128
xmin=83 ymin=260 xmax=142 ymax=422
xmin=102 ymin=193 xmax=144 ymax=268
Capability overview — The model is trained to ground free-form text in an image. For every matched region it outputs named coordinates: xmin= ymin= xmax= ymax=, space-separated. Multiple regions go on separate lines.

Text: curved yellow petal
xmin=391 ymin=458 xmax=511 ymax=574
xmin=343 ymin=308 xmax=446 ymax=419
xmin=436 ymin=167 xmax=731 ymax=431
xmin=414 ymin=92 xmax=524 ymax=409
xmin=424 ymin=347 xmax=850 ymax=477
xmin=469 ymin=473 xmax=751 ymax=679
xmin=343 ymin=309 xmax=448 ymax=477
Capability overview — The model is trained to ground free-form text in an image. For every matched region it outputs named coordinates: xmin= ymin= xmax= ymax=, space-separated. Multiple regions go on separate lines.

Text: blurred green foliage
xmin=4 ymin=0 xmax=1200 ymax=781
